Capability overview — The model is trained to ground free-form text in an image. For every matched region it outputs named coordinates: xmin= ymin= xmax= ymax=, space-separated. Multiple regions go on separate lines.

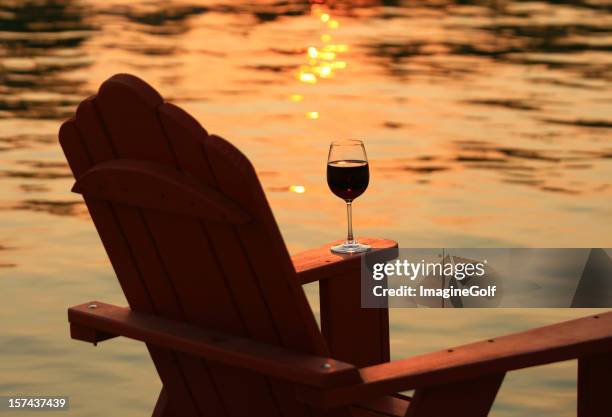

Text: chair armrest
xmin=292 ymin=237 xmax=398 ymax=284
xmin=68 ymin=301 xmax=360 ymax=388
xmin=297 ymin=310 xmax=612 ymax=407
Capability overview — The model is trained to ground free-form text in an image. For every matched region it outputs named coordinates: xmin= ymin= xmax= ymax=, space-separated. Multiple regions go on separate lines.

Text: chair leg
xmin=405 ymin=373 xmax=505 ymax=417
xmin=578 ymin=352 xmax=612 ymax=417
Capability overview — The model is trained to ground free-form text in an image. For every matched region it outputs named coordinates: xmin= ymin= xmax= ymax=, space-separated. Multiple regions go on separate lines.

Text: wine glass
xmin=327 ymin=139 xmax=371 ymax=254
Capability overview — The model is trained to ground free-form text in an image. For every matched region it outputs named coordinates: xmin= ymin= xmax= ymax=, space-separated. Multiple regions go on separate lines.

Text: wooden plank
xmin=95 ymin=74 xmax=171 ymax=164
xmin=73 ymin=159 xmax=250 ymax=223
xmin=108 ymin=205 xmax=230 ymax=417
xmin=68 ymin=301 xmax=360 ymax=387
xmin=206 ymin=364 xmax=285 ymax=416
xmin=94 ymin=75 xmax=272 ymax=417
xmin=203 ymin=134 xmax=329 ymax=355
xmin=292 ymin=238 xmax=398 ymax=284
xmin=82 ymin=204 xmax=212 ymax=417
xmin=158 ymin=103 xmax=280 ymax=344
xmin=405 ymin=373 xmax=504 ymax=417
xmin=74 ymin=96 xmax=116 ymax=162
xmin=142 ymin=214 xmax=286 ymax=415
xmin=140 ymin=211 xmax=248 ymax=334
xmin=578 ymin=351 xmax=612 ymax=417
xmin=320 ymin=265 xmax=390 ymax=367
xmin=60 ymin=114 xmax=203 ymax=417
xmin=66 ymin=80 xmax=229 ymax=417
xmin=297 ymin=311 xmax=612 ymax=407
xmin=59 ymin=119 xmax=92 ymax=176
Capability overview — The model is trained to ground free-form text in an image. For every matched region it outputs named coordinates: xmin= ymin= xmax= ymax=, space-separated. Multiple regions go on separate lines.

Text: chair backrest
xmin=59 ymin=74 xmax=338 ymax=416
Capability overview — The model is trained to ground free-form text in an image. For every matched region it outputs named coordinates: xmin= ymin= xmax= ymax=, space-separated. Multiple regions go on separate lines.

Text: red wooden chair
xmin=61 ymin=74 xmax=612 ymax=417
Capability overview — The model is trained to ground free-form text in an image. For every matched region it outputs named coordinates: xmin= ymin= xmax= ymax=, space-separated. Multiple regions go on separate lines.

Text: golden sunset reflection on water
xmin=293 ymin=3 xmax=350 ymax=120
xmin=289 ymin=184 xmax=306 ymax=194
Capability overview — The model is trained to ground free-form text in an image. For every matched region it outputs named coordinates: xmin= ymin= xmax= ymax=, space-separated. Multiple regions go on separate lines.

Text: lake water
xmin=1 ymin=1 xmax=610 ymax=416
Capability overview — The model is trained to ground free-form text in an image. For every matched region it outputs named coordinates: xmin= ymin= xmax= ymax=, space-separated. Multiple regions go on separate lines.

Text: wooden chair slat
xmin=75 ymin=97 xmax=116 ymax=163
xmin=109 ymin=203 xmax=234 ymax=417
xmin=93 ymin=76 xmax=271 ymax=417
xmin=60 ymin=113 xmax=205 ymax=417
xmin=142 ymin=211 xmax=246 ymax=333
xmin=59 ymin=120 xmax=93 ymax=177
xmin=108 ymin=205 xmax=185 ymax=319
xmin=91 ymin=207 xmax=210 ymax=417
xmin=63 ymin=83 xmax=241 ymax=417
xmin=207 ymin=364 xmax=285 ymax=417
xmin=158 ymin=103 xmax=280 ymax=344
xmin=72 ymin=159 xmax=250 ymax=223
xmin=148 ymin=352 xmax=206 ymax=417
xmin=203 ymin=134 xmax=328 ymax=355
xmin=96 ymin=74 xmax=173 ymax=165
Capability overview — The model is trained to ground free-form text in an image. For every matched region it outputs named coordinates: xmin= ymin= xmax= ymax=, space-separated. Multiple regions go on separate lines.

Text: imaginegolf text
xmin=373 ymin=285 xmax=497 ymax=299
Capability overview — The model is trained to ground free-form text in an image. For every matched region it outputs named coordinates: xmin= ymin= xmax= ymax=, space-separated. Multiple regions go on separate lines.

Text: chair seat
xmin=351 ymin=394 xmax=410 ymax=417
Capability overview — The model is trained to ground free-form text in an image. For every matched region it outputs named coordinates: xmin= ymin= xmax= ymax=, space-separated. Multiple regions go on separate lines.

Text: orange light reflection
xmin=292 ymin=2 xmax=350 ymax=121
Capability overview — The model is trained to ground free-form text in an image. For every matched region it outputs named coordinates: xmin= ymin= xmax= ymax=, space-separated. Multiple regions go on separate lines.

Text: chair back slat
xmin=60 ymin=74 xmax=339 ymax=417
xmin=60 ymin=118 xmax=206 ymax=416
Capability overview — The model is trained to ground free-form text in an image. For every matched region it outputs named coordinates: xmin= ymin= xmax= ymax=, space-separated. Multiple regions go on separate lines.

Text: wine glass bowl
xmin=327 ymin=139 xmax=371 ymax=254
xmin=327 ymin=159 xmax=369 ymax=200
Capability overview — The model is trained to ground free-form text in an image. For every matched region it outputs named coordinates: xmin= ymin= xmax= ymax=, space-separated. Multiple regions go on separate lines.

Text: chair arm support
xmin=292 ymin=237 xmax=398 ymax=284
xmin=68 ymin=301 xmax=360 ymax=388
xmin=292 ymin=237 xmax=398 ymax=367
xmin=297 ymin=310 xmax=612 ymax=407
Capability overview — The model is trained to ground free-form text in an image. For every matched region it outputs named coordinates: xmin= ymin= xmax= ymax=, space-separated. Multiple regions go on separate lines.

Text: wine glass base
xmin=330 ymin=242 xmax=371 ymax=254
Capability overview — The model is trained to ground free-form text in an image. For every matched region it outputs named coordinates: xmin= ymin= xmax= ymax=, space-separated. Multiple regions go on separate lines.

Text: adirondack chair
xmin=61 ymin=74 xmax=612 ymax=417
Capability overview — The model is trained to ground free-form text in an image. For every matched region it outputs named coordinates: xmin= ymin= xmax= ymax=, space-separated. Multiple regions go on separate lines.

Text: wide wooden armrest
xmin=297 ymin=310 xmax=612 ymax=407
xmin=292 ymin=237 xmax=398 ymax=284
xmin=68 ymin=301 xmax=360 ymax=388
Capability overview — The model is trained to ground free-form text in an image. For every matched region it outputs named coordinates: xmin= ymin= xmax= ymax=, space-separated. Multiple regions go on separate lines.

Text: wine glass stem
xmin=346 ymin=200 xmax=354 ymax=245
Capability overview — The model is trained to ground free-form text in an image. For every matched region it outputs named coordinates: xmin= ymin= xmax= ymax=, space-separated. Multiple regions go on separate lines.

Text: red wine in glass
xmin=327 ymin=160 xmax=369 ymax=201
xmin=326 ymin=140 xmax=371 ymax=254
